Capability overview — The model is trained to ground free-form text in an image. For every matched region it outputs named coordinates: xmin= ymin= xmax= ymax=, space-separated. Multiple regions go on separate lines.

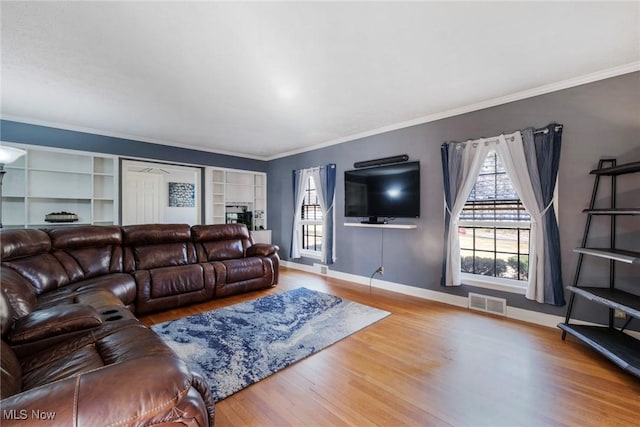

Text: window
xmin=459 ymin=151 xmax=530 ymax=285
xmin=299 ymin=174 xmax=323 ymax=257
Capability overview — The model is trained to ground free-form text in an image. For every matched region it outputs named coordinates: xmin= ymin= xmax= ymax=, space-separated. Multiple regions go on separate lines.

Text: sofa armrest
xmin=9 ymin=304 xmax=102 ymax=345
xmin=247 ymin=243 xmax=279 ymax=257
xmin=0 ymin=355 xmax=204 ymax=427
xmin=188 ymin=372 xmax=216 ymax=426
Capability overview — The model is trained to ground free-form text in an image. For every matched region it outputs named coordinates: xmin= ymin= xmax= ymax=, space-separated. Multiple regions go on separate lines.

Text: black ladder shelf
xmin=558 ymin=159 xmax=640 ymax=378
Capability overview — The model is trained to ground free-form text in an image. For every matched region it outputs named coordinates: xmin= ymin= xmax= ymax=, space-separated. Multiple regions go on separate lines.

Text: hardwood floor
xmin=141 ymin=268 xmax=640 ymax=426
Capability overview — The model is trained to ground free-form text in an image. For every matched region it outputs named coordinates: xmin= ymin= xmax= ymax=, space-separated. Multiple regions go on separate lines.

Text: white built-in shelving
xmin=1 ymin=143 xmax=118 ymax=228
xmin=207 ymin=167 xmax=267 ymax=231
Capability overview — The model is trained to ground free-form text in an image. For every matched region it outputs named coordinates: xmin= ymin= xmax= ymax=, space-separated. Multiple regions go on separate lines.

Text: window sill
xmin=300 ymin=250 xmax=322 ymax=260
xmin=460 ymin=273 xmax=527 ymax=295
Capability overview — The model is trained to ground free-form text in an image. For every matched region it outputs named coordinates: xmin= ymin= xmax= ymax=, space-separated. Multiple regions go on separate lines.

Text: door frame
xmin=120 ymin=158 xmax=204 ymax=225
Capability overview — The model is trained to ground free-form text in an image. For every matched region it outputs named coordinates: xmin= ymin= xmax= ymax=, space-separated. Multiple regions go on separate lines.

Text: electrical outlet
xmin=379 ymin=266 xmax=384 ymax=275
xmin=614 ymin=309 xmax=627 ymax=319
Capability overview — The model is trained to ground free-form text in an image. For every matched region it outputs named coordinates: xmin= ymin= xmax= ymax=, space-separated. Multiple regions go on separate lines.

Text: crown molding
xmin=3 ymin=62 xmax=638 ymax=162
xmin=0 ymin=115 xmax=267 ymax=161
xmin=266 ymin=61 xmax=640 ymax=160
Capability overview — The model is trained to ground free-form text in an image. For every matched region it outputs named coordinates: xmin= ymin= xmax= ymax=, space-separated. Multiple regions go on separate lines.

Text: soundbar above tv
xmin=344 ymin=161 xmax=420 ymax=223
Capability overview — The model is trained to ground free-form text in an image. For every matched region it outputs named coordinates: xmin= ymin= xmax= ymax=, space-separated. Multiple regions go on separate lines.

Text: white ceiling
xmin=1 ymin=1 xmax=639 ymax=160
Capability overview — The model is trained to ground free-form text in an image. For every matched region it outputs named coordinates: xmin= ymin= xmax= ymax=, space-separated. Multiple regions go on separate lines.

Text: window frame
xmin=298 ymin=174 xmax=324 ymax=259
xmin=458 ymin=150 xmax=531 ymax=292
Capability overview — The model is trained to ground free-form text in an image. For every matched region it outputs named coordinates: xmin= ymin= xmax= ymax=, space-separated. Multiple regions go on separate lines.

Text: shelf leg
xmin=620 ymin=317 xmax=633 ymax=333
xmin=561 ymin=292 xmax=578 ymax=340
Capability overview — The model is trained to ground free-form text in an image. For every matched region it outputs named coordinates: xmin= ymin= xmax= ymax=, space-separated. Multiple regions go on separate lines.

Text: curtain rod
xmin=442 ymin=123 xmax=564 ymax=147
xmin=534 ymin=124 xmax=563 ymax=134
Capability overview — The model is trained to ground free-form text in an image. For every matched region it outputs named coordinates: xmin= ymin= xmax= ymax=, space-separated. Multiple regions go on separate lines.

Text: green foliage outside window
xmin=461 ymin=256 xmax=507 ymax=276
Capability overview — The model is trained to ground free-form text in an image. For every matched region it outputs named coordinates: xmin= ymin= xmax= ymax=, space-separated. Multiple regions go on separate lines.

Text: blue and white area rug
xmin=151 ymin=287 xmax=390 ymax=402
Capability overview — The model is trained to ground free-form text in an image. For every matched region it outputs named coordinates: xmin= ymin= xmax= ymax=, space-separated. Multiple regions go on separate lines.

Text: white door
xmin=122 ymin=171 xmax=164 ymax=225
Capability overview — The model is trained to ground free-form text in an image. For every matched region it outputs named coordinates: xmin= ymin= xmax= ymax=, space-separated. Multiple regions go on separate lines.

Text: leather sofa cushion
xmin=133 ymin=263 xmax=216 ymax=314
xmin=26 ymin=345 xmax=105 ymax=388
xmin=53 ymin=246 xmax=123 ymax=281
xmin=192 ymin=224 xmax=251 ymax=261
xmin=192 ymin=223 xmax=251 ymax=242
xmin=2 ymin=321 xmax=213 ymax=427
xmin=35 ymin=273 xmax=137 ymax=309
xmin=2 ymin=253 xmax=71 ymax=294
xmin=2 ymin=227 xmax=127 ymax=297
xmin=49 ymin=226 xmax=125 ymax=286
xmin=131 ymin=243 xmax=194 ymax=270
xmin=72 ymin=288 xmax=126 ymax=310
xmin=247 ymin=243 xmax=279 ymax=257
xmin=220 ymin=257 xmax=267 ymax=283
xmin=198 ymin=239 xmax=244 ymax=261
xmin=122 ymin=224 xmax=192 ymax=245
xmin=19 ymin=323 xmax=176 ymax=391
xmin=0 ymin=341 xmax=22 ymax=399
xmin=0 ymin=229 xmax=51 ymax=261
xmin=47 ymin=225 xmax=122 ymax=248
xmin=10 ymin=304 xmax=103 ymax=345
xmin=1 ymin=289 xmax=14 ymax=338
xmin=1 ymin=269 xmax=38 ymax=320
xmin=144 ymin=264 xmax=205 ymax=299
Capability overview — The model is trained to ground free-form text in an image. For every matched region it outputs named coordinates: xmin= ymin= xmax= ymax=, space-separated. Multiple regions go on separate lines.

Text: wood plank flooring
xmin=141 ymin=268 xmax=640 ymax=426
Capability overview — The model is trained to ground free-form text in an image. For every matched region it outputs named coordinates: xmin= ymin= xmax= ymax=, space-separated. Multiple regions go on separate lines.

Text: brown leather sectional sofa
xmin=0 ymin=223 xmax=280 ymax=426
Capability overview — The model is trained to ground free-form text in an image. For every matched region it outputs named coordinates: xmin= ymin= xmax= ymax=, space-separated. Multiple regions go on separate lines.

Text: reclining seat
xmin=122 ymin=224 xmax=215 ymax=314
xmin=0 ymin=289 xmax=215 ymax=427
xmin=191 ymin=224 xmax=279 ymax=298
xmin=0 ymin=227 xmax=136 ymax=314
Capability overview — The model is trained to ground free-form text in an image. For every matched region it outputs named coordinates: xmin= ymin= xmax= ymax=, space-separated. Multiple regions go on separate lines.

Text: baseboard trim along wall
xmin=281 ymin=260 xmax=640 ymax=339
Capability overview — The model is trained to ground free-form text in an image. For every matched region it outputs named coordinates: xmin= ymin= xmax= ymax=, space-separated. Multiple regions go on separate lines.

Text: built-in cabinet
xmin=1 ymin=143 xmax=118 ymax=228
xmin=208 ymin=167 xmax=267 ymax=231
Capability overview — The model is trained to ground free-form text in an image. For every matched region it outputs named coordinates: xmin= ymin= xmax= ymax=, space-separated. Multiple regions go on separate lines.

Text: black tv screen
xmin=344 ymin=161 xmax=420 ymax=222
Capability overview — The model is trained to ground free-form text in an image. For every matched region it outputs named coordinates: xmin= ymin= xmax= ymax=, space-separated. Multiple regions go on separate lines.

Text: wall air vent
xmin=314 ymin=264 xmax=329 ymax=275
xmin=468 ymin=293 xmax=507 ymax=316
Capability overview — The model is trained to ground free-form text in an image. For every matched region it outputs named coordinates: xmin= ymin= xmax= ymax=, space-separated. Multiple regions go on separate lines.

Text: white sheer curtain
xmin=290 ymin=168 xmax=312 ymax=259
xmin=493 ymin=132 xmax=546 ymax=301
xmin=443 ymin=131 xmax=549 ymax=300
xmin=443 ymin=138 xmax=493 ymax=286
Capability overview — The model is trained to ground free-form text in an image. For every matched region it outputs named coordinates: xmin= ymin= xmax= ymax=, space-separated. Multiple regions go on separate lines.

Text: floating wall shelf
xmin=343 ymin=222 xmax=417 ymax=229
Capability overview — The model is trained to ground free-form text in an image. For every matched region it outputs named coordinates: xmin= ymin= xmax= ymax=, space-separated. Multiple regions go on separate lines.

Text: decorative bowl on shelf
xmin=45 ymin=212 xmax=79 ymax=223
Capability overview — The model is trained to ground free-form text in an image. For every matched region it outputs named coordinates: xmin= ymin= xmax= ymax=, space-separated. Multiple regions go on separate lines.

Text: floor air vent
xmin=468 ymin=293 xmax=507 ymax=316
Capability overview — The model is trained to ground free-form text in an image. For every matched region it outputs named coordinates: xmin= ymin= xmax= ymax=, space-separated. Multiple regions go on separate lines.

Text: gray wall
xmin=268 ymin=71 xmax=640 ymax=322
xmin=2 ymin=73 xmax=638 ymax=324
xmin=0 ymin=120 xmax=268 ymax=172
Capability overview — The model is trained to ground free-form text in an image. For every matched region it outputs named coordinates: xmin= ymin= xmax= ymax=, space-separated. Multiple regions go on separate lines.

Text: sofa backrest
xmin=1 ymin=288 xmax=16 ymax=339
xmin=1 ymin=288 xmax=24 ymax=399
xmin=0 ymin=228 xmax=69 ymax=297
xmin=0 ymin=340 xmax=22 ymax=399
xmin=1 ymin=227 xmax=126 ymax=300
xmin=191 ymin=223 xmax=253 ymax=262
xmin=46 ymin=225 xmax=124 ymax=282
xmin=122 ymin=224 xmax=196 ymax=271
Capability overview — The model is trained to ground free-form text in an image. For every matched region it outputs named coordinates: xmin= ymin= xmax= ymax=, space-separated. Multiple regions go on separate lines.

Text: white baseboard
xmin=281 ymin=260 xmax=640 ymax=338
xmin=282 ymin=260 xmax=499 ymax=315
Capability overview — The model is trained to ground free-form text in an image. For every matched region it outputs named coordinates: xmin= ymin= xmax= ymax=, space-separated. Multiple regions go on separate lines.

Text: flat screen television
xmin=344 ymin=161 xmax=420 ymax=223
